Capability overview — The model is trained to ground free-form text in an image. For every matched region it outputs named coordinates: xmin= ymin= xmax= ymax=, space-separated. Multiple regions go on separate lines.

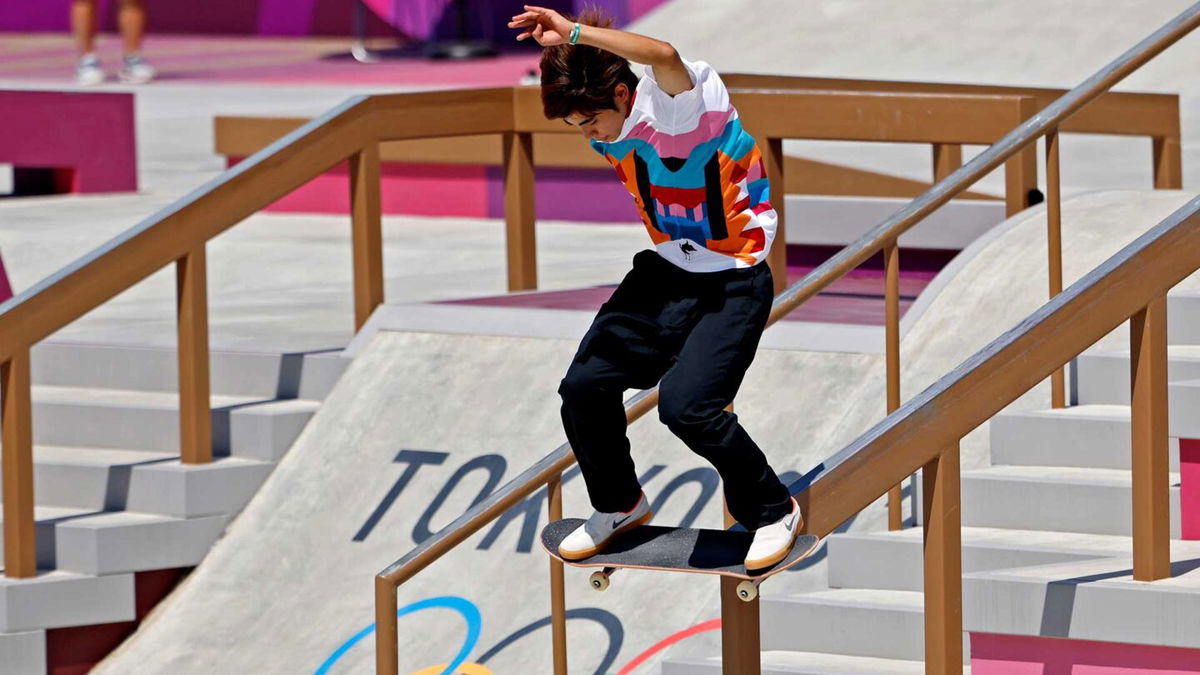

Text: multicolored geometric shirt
xmin=590 ymin=59 xmax=777 ymax=272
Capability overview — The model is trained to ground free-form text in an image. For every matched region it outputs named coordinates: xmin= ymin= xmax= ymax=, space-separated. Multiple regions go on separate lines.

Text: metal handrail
xmin=374 ymin=2 xmax=1200 ymax=672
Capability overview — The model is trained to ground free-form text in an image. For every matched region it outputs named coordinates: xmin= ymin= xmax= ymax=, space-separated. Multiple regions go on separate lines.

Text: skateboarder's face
xmin=562 ymin=83 xmax=631 ymax=143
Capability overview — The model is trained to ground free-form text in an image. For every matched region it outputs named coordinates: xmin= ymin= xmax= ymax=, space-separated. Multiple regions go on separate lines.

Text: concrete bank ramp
xmin=93 ymin=328 xmax=881 ymax=674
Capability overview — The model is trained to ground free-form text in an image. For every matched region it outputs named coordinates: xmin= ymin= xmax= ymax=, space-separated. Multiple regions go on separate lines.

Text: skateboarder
xmin=509 ymin=6 xmax=801 ymax=570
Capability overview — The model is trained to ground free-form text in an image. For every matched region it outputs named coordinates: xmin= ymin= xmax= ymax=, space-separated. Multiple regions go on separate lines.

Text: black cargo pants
xmin=558 ymin=249 xmax=792 ymax=530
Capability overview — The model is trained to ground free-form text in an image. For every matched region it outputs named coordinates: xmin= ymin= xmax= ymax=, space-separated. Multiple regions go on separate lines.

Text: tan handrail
xmin=373 ymin=3 xmax=1200 ymax=673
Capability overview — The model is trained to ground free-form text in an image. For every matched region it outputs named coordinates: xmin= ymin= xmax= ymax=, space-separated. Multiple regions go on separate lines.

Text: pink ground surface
xmin=0 ymin=34 xmax=539 ymax=87
xmin=440 ymin=249 xmax=941 ymax=327
xmin=971 ymin=633 xmax=1200 ymax=674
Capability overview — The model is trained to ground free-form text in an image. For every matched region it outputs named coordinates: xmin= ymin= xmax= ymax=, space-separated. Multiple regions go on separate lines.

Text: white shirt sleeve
xmin=642 ymin=59 xmax=730 ymax=131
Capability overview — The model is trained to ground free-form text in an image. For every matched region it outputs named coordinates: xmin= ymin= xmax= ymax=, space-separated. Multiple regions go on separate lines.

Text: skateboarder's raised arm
xmin=508 ymin=4 xmax=694 ymax=96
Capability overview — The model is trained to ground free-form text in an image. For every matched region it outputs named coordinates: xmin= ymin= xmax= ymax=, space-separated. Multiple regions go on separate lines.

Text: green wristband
xmin=569 ymin=22 xmax=582 ymax=45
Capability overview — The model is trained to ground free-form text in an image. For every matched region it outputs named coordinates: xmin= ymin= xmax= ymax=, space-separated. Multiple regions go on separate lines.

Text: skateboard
xmin=540 ymin=518 xmax=821 ymax=601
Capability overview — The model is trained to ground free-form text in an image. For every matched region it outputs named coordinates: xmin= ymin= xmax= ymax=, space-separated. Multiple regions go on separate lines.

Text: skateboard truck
xmin=589 ymin=565 xmax=761 ymax=602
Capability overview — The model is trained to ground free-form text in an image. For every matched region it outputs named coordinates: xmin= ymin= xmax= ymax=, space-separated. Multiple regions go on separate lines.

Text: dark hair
xmin=538 ymin=7 xmax=640 ymax=119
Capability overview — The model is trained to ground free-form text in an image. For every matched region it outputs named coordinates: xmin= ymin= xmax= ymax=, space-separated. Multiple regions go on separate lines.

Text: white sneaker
xmin=75 ymin=54 xmax=104 ymax=86
xmin=745 ymin=497 xmax=802 ymax=571
xmin=558 ymin=492 xmax=653 ymax=560
xmin=118 ymin=54 xmax=156 ymax=84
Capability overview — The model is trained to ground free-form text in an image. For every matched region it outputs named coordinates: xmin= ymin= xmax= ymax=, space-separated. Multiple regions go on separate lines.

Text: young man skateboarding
xmin=509 ymin=5 xmax=800 ymax=570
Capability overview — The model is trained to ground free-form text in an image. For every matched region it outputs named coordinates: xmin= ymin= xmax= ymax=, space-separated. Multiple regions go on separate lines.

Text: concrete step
xmin=30 ymin=384 xmax=270 ymax=453
xmin=824 ymin=526 xmax=1180 ymax=592
xmin=0 ymin=571 xmax=133 ymax=632
xmin=0 ymin=506 xmax=96 ymax=569
xmin=964 ymin=556 xmax=1200 ymax=649
xmin=990 ymin=405 xmax=1180 ymax=471
xmin=0 ymin=630 xmax=45 ymax=675
xmin=961 ymin=465 xmax=1182 ymax=537
xmin=1076 ymin=345 xmax=1200 ymax=406
xmin=30 ymin=445 xmax=173 ymax=510
xmin=1169 ymin=379 xmax=1200 ymax=438
xmin=760 ymin=589 xmax=969 ymax=662
xmin=31 ymin=341 xmax=349 ymax=400
xmin=125 ymin=457 xmax=273 ymax=519
xmin=54 ymin=511 xmax=228 ymax=575
xmin=662 ymin=650 xmax=946 ymax=674
xmin=1167 ymin=291 xmax=1200 ymax=344
xmin=30 ymin=384 xmax=318 ymax=458
xmin=227 ymin=398 xmax=320 ymax=462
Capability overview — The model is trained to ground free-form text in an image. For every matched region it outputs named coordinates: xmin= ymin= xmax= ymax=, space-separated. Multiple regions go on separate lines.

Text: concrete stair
xmin=960 ymin=465 xmax=1182 ymax=537
xmin=0 ymin=341 xmax=348 ymax=659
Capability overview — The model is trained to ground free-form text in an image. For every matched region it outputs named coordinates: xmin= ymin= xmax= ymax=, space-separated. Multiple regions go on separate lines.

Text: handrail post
xmin=763 ymin=137 xmax=788 ymax=294
xmin=375 ymin=575 xmax=399 ymax=675
xmin=721 ymin=499 xmax=760 ymax=674
xmin=1003 ymin=99 xmax=1041 ymax=217
xmin=932 ymin=143 xmax=963 ymax=182
xmin=547 ymin=474 xmax=568 ymax=674
xmin=1152 ymin=132 xmax=1183 ymax=190
xmin=351 ymin=143 xmax=384 ymax=332
xmin=177 ymin=246 xmax=212 ymax=465
xmin=503 ymin=131 xmax=537 ymax=292
xmin=1046 ymin=129 xmax=1066 ymax=408
xmin=923 ymin=444 xmax=963 ymax=674
xmin=1131 ymin=296 xmax=1170 ymax=581
xmin=2 ymin=349 xmax=37 ymax=578
xmin=885 ymin=240 xmax=904 ymax=530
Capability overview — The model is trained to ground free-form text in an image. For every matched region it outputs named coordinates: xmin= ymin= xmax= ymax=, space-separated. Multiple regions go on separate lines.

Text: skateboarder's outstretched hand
xmin=509 ymin=5 xmax=574 ymax=46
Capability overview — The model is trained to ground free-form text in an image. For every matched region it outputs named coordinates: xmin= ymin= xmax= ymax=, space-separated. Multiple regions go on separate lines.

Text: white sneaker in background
xmin=744 ymin=497 xmax=802 ymax=571
xmin=118 ymin=54 xmax=156 ymax=84
xmin=558 ymin=492 xmax=653 ymax=560
xmin=75 ymin=53 xmax=104 ymax=86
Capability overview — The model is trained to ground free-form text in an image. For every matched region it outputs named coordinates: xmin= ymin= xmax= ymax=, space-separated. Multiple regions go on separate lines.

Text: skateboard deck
xmin=540 ymin=518 xmax=821 ymax=600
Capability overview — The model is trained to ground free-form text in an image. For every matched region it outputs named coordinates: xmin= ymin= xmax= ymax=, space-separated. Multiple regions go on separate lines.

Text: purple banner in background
xmin=0 ymin=0 xmax=668 ymax=37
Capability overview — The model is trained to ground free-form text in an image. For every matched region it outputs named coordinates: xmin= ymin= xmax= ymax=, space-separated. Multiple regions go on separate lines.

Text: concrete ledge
xmin=0 ymin=572 xmax=133 ymax=633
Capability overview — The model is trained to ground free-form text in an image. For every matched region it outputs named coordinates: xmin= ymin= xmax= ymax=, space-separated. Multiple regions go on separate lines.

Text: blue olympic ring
xmin=315 ymin=596 xmax=481 ymax=675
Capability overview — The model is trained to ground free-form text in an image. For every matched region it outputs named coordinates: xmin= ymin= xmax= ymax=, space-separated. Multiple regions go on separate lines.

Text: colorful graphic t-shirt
xmin=590 ymin=59 xmax=777 ymax=272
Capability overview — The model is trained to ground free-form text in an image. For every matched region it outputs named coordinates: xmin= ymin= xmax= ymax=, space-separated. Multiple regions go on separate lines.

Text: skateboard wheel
xmin=736 ymin=580 xmax=757 ymax=602
xmin=589 ymin=571 xmax=610 ymax=591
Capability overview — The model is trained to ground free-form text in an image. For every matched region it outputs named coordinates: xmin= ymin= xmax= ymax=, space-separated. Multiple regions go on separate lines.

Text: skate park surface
xmin=2 ymin=1 xmax=1199 ymax=672
xmin=90 ymin=190 xmax=1199 ymax=673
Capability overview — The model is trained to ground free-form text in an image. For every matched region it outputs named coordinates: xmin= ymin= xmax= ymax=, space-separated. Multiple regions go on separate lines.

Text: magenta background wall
xmin=0 ymin=91 xmax=137 ymax=194
xmin=0 ymin=0 xmax=669 ymax=39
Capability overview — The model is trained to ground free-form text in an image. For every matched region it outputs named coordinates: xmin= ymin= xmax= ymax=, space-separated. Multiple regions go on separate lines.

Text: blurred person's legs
xmin=71 ymin=0 xmax=104 ymax=85
xmin=71 ymin=0 xmax=155 ymax=85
